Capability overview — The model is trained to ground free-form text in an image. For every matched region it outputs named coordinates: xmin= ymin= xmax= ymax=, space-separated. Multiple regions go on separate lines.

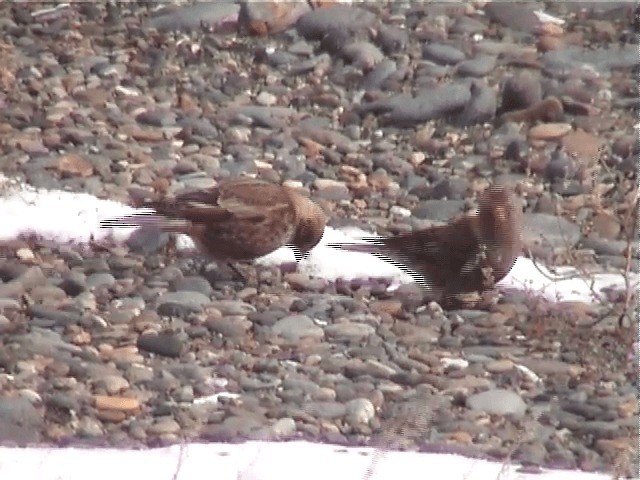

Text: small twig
xmin=546 ymin=149 xmax=622 ymax=305
xmin=171 ymin=439 xmax=186 ymax=480
xmin=617 ymin=189 xmax=639 ymax=324
xmin=525 ymin=246 xmax=579 ymax=281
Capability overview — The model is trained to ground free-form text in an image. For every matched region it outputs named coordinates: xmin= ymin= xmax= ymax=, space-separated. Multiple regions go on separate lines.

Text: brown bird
xmin=328 ymin=184 xmax=523 ymax=304
xmin=100 ymin=178 xmax=327 ymax=275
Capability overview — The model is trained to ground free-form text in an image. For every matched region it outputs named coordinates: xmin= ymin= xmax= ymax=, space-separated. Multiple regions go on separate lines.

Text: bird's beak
xmin=290 ymin=245 xmax=304 ymax=263
xmin=289 ymin=246 xmax=312 ymax=263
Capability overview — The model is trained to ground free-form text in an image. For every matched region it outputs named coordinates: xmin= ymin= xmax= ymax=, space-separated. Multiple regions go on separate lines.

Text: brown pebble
xmin=298 ymin=136 xmax=325 ymax=158
xmin=561 ymin=96 xmax=601 ymax=116
xmin=93 ymin=395 xmax=140 ymax=412
xmin=73 ymin=87 xmax=109 ymax=107
xmin=485 ymin=359 xmax=515 ymax=374
xmin=448 ymin=431 xmax=473 ymax=445
xmin=528 ymin=122 xmax=572 ymax=141
xmin=121 ymin=125 xmax=165 ymax=142
xmin=56 ymin=153 xmax=94 ymax=178
xmin=71 ymin=330 xmax=92 ymax=345
xmin=591 ymin=212 xmax=621 ymax=240
xmin=594 ymin=438 xmax=633 ymax=457
xmin=238 ymin=2 xmax=310 ymax=36
xmin=368 ymin=170 xmax=393 ymax=191
xmin=95 ymin=410 xmax=127 ymax=423
xmin=537 ymin=34 xmax=564 ymax=52
xmin=42 ymin=132 xmax=62 ymax=149
xmin=535 ymin=22 xmax=564 ymax=37
xmin=178 ymin=92 xmax=199 ymax=113
xmin=500 ymin=71 xmax=542 ymax=112
xmin=309 ymin=0 xmax=337 ymax=6
xmin=560 ymin=129 xmax=605 ymax=165
xmin=369 ymin=300 xmax=403 ymax=316
xmin=499 ymin=97 xmax=564 ymax=125
xmin=617 ymin=399 xmax=638 ymax=419
xmin=413 ymin=127 xmax=435 ymax=150
xmin=46 ymin=424 xmax=71 ymax=441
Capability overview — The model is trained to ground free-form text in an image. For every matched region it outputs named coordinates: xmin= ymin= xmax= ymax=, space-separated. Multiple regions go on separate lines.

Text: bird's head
xmin=291 ymin=197 xmax=327 ymax=262
xmin=476 ymin=184 xmax=523 ymax=265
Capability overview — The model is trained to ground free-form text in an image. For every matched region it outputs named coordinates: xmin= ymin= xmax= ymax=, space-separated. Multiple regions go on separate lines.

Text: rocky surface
xmin=0 ymin=1 xmax=637 ymax=477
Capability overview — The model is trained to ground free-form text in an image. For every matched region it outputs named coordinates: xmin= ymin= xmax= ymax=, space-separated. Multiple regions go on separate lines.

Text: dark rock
xmin=456 ymin=81 xmax=497 ymax=126
xmin=455 ymin=55 xmax=497 ymax=77
xmin=145 ymin=3 xmax=239 ymax=32
xmin=412 ymin=200 xmax=466 ymax=222
xmin=374 ymin=24 xmax=408 ymax=54
xmin=137 ymin=332 xmax=184 ymax=358
xmin=484 ymin=3 xmax=542 ymax=33
xmin=422 ymin=43 xmax=466 ymax=65
xmin=544 ymin=149 xmax=576 ymax=181
xmin=296 ymin=5 xmax=377 ymax=41
xmin=362 ymin=59 xmax=397 ymax=90
xmin=365 ymin=83 xmax=471 ymax=126
xmin=500 ymin=72 xmax=542 ymax=113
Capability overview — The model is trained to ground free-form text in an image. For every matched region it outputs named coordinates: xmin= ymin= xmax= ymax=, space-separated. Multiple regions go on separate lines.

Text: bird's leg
xmin=227 ymin=262 xmax=248 ymax=284
xmin=165 ymin=234 xmax=178 ymax=259
xmin=478 ymin=245 xmax=496 ymax=290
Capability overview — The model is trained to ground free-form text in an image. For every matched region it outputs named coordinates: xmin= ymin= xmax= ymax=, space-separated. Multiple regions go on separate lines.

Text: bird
xmin=327 ymin=184 xmax=523 ymax=305
xmin=100 ymin=178 xmax=327 ymax=278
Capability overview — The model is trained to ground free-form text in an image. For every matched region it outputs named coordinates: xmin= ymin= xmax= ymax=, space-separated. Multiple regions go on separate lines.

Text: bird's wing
xmin=146 ymin=188 xmax=238 ymax=224
xmin=216 ymin=180 xmax=292 ymax=220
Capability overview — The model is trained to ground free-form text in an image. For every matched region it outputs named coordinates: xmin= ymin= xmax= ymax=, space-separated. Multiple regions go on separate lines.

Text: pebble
xmin=560 ymin=129 xmax=605 ymax=164
xmin=145 ymin=4 xmax=240 ymax=32
xmin=137 ymin=332 xmax=184 ymax=358
xmin=156 ymin=291 xmax=212 ymax=315
xmin=324 ymin=322 xmax=376 ymax=341
xmin=528 ymin=123 xmax=572 ymax=141
xmin=376 ymin=83 xmax=472 ymax=126
xmin=455 ymin=55 xmax=497 ymax=77
xmin=296 ymin=5 xmax=377 ymax=41
xmin=500 ymin=72 xmax=543 ymax=112
xmin=345 ymin=398 xmax=376 ymax=426
xmin=238 ymin=2 xmax=310 ymax=36
xmin=466 ymin=389 xmax=528 ymax=417
xmin=457 ymin=81 xmax=497 ymax=126
xmin=93 ymin=395 xmax=140 ymax=412
xmin=272 ymin=314 xmax=324 ymax=342
xmin=422 ymin=43 xmax=466 ymax=65
xmin=0 ymin=397 xmax=43 ymax=443
xmin=485 ymin=3 xmax=541 ymax=33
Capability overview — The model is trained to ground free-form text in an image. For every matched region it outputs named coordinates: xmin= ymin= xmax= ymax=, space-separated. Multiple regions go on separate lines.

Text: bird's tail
xmin=326 ymin=237 xmax=429 ymax=288
xmin=326 ymin=237 xmax=386 ymax=254
xmin=99 ymin=212 xmax=190 ymax=233
xmin=327 ymin=234 xmax=428 ymax=257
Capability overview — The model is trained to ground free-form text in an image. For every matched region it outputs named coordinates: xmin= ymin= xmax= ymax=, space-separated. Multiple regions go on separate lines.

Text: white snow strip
xmin=0 ymin=441 xmax=617 ymax=480
xmin=498 ymin=256 xmax=637 ymax=303
xmin=0 ymin=183 xmax=151 ymax=246
xmin=257 ymin=225 xmax=415 ymax=287
xmin=533 ymin=10 xmax=566 ymax=25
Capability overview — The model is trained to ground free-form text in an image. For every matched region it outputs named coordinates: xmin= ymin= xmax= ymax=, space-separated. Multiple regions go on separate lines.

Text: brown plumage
xmin=328 ymin=184 xmax=523 ymax=303
xmin=100 ymin=178 xmax=327 ymax=264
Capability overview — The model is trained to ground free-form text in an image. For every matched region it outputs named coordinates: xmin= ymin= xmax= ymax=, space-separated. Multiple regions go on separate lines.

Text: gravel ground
xmin=0 ymin=2 xmax=637 ymax=477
